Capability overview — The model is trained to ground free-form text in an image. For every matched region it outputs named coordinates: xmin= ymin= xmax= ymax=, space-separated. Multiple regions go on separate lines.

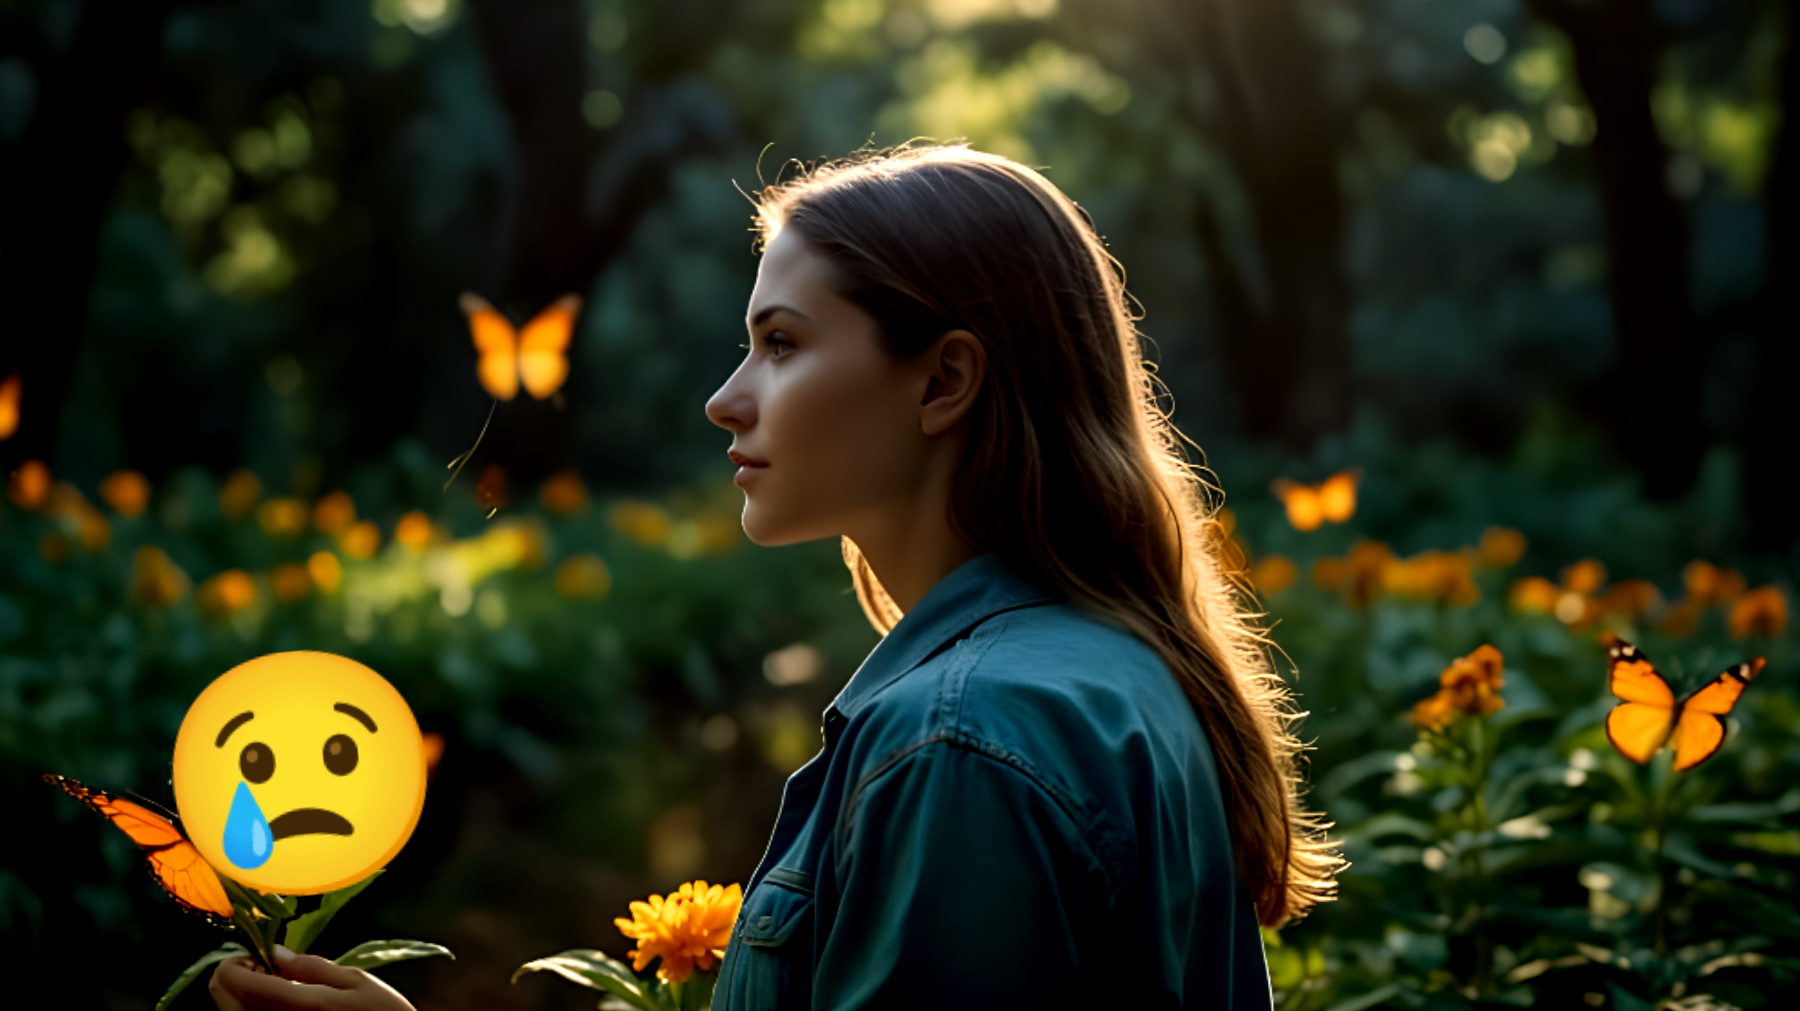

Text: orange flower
xmin=1660 ymin=598 xmax=1701 ymax=637
xmin=314 ymin=490 xmax=356 ymax=535
xmin=540 ymin=469 xmax=589 ymax=515
xmin=1508 ymin=576 xmax=1559 ymax=613
xmin=339 ymin=520 xmax=380 ymax=559
xmin=307 ymin=551 xmax=343 ymax=594
xmin=130 ymin=546 xmax=189 ymax=606
xmin=1439 ymin=644 xmax=1505 ymax=717
xmin=198 ymin=570 xmax=257 ymax=617
xmin=554 ymin=554 xmax=612 ymax=600
xmin=8 ymin=459 xmax=50 ymax=510
xmin=1729 ymin=586 xmax=1787 ymax=638
xmin=1311 ymin=557 xmax=1347 ymax=591
xmin=395 ymin=511 xmax=435 ymax=551
xmin=1344 ymin=540 xmax=1394 ymax=608
xmin=1249 ymin=555 xmax=1298 ymax=595
xmin=1683 ymin=560 xmax=1746 ymax=607
xmin=100 ymin=470 xmax=151 ymax=518
xmin=1410 ymin=691 xmax=1457 ymax=731
xmin=1598 ymin=579 xmax=1662 ymax=619
xmin=1561 ymin=559 xmax=1606 ymax=595
xmin=1477 ymin=526 xmax=1526 ymax=569
xmin=610 ymin=501 xmax=673 ymax=547
xmin=258 ymin=497 xmax=308 ymax=537
xmin=614 ymin=880 xmax=743 ymax=984
xmin=270 ymin=563 xmax=312 ymax=603
xmin=1411 ymin=646 xmax=1505 ymax=732
xmin=1384 ymin=550 xmax=1478 ymax=606
xmin=219 ymin=469 xmax=263 ymax=519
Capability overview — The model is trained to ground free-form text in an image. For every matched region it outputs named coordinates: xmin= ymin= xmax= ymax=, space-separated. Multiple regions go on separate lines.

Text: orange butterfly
xmin=44 ymin=773 xmax=234 ymax=926
xmin=1270 ymin=470 xmax=1359 ymax=532
xmin=0 ymin=371 xmax=20 ymax=441
xmin=1603 ymin=636 xmax=1765 ymax=770
xmin=460 ymin=292 xmax=581 ymax=402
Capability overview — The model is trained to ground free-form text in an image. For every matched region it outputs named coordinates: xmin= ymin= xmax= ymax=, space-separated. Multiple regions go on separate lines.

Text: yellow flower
xmin=613 ymin=880 xmax=743 ymax=984
xmin=100 ymin=470 xmax=151 ymax=518
xmin=610 ymin=501 xmax=672 ymax=547
xmin=258 ymin=497 xmax=308 ymax=537
xmin=541 ymin=469 xmax=589 ymax=515
xmin=554 ymin=554 xmax=611 ymax=600
xmin=1730 ymin=586 xmax=1787 ymax=638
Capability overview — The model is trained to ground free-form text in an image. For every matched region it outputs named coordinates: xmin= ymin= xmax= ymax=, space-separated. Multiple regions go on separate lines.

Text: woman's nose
xmin=705 ymin=368 xmax=755 ymax=432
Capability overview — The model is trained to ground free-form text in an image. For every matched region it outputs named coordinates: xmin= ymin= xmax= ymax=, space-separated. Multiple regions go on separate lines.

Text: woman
xmin=211 ymin=143 xmax=1340 ymax=1011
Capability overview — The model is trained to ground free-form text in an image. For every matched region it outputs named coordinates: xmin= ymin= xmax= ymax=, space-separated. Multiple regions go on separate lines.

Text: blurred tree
xmin=1063 ymin=0 xmax=1353 ymax=451
xmin=0 ymin=0 xmax=176 ymax=471
xmin=1521 ymin=0 xmax=1705 ymax=500
xmin=1745 ymin=5 xmax=1797 ymax=551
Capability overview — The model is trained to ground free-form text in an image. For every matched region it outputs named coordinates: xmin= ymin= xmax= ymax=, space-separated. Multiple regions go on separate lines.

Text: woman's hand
xmin=209 ymin=945 xmax=417 ymax=1011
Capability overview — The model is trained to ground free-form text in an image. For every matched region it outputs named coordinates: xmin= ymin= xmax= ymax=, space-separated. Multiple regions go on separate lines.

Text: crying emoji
xmin=172 ymin=651 xmax=427 ymax=894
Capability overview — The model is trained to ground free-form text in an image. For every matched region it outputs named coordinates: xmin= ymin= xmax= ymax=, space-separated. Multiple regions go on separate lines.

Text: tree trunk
xmin=1743 ymin=3 xmax=1800 ymax=552
xmin=1525 ymin=0 xmax=1704 ymax=500
xmin=0 ymin=0 xmax=175 ymax=472
xmin=1189 ymin=0 xmax=1354 ymax=450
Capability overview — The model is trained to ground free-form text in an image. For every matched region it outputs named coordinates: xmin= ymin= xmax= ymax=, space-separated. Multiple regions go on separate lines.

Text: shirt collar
xmin=829 ymin=552 xmax=1062 ymax=720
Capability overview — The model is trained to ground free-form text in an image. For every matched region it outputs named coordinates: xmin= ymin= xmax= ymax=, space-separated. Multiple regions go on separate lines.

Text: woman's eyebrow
xmin=748 ymin=305 xmax=810 ymax=328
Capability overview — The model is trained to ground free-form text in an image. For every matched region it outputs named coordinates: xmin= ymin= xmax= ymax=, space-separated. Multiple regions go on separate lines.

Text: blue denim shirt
xmin=711 ymin=552 xmax=1271 ymax=1010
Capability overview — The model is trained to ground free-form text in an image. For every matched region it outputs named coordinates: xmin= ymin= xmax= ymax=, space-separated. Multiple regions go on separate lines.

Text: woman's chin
xmin=740 ymin=505 xmax=829 ymax=548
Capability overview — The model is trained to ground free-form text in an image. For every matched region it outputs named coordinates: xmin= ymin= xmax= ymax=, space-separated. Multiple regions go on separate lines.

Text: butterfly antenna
xmin=444 ymin=400 xmax=498 ymax=493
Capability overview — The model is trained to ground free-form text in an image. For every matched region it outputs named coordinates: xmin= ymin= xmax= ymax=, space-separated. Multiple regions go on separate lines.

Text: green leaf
xmin=334 ymin=939 xmax=455 ymax=970
xmin=278 ymin=894 xmax=299 ymax=917
xmin=512 ymin=950 xmax=664 ymax=1011
xmin=219 ymin=875 xmax=292 ymax=923
xmin=283 ymin=869 xmax=383 ymax=955
xmin=156 ymin=943 xmax=247 ymax=1011
xmin=1688 ymin=787 xmax=1800 ymax=824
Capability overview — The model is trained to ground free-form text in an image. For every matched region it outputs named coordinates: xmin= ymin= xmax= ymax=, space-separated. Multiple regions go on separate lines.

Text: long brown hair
xmin=752 ymin=142 xmax=1342 ymax=926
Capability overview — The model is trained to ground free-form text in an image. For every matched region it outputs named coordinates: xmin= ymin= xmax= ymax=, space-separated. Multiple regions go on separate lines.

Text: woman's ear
xmin=918 ymin=329 xmax=987 ymax=437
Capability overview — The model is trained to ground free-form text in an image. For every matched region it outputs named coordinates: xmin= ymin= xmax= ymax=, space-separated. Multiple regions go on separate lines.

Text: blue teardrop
xmin=222 ymin=781 xmax=273 ymax=869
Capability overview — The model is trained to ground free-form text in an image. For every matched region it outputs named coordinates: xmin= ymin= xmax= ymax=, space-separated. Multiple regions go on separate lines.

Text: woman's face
xmin=705 ymin=227 xmax=936 ymax=547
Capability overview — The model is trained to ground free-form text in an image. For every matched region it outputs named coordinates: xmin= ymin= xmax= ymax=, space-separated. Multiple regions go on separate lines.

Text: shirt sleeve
xmin=814 ymin=739 xmax=1113 ymax=1010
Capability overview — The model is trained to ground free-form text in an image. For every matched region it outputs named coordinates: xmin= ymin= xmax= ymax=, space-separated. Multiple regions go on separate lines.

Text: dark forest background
xmin=3 ymin=1 xmax=1798 ymax=1009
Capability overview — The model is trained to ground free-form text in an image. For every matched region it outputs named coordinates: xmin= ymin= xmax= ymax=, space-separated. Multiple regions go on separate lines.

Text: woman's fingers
xmin=209 ymin=956 xmax=260 ymax=1011
xmin=271 ymin=945 xmax=365 ymax=989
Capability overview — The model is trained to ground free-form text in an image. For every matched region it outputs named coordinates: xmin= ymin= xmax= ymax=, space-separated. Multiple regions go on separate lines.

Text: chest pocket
xmin=728 ymin=866 xmax=816 ymax=1011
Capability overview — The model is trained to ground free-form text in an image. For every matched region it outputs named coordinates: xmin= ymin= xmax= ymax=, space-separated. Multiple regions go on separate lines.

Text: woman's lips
xmin=728 ymin=451 xmax=767 ymax=487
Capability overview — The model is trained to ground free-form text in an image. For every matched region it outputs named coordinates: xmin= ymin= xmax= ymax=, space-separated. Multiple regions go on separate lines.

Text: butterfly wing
xmin=1319 ymin=470 xmax=1358 ymax=524
xmin=1669 ymin=658 xmax=1765 ymax=771
xmin=516 ymin=294 xmax=579 ymax=400
xmin=461 ymin=292 xmax=521 ymax=401
xmin=1603 ymin=639 xmax=1677 ymax=764
xmin=44 ymin=774 xmax=234 ymax=926
xmin=0 ymin=372 xmax=20 ymax=441
xmin=1271 ymin=479 xmax=1324 ymax=532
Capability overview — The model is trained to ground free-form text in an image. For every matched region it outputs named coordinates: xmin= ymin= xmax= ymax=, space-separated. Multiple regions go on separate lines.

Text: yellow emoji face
xmin=173 ymin=652 xmax=427 ymax=894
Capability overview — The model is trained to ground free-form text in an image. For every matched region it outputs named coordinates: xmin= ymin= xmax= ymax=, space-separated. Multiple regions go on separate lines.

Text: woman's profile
xmin=208 ymin=141 xmax=1341 ymax=1011
xmin=704 ymin=142 xmax=1341 ymax=1009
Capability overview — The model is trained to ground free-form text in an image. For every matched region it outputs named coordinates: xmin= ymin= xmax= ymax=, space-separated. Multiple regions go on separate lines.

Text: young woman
xmin=210 ymin=142 xmax=1339 ymax=1011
